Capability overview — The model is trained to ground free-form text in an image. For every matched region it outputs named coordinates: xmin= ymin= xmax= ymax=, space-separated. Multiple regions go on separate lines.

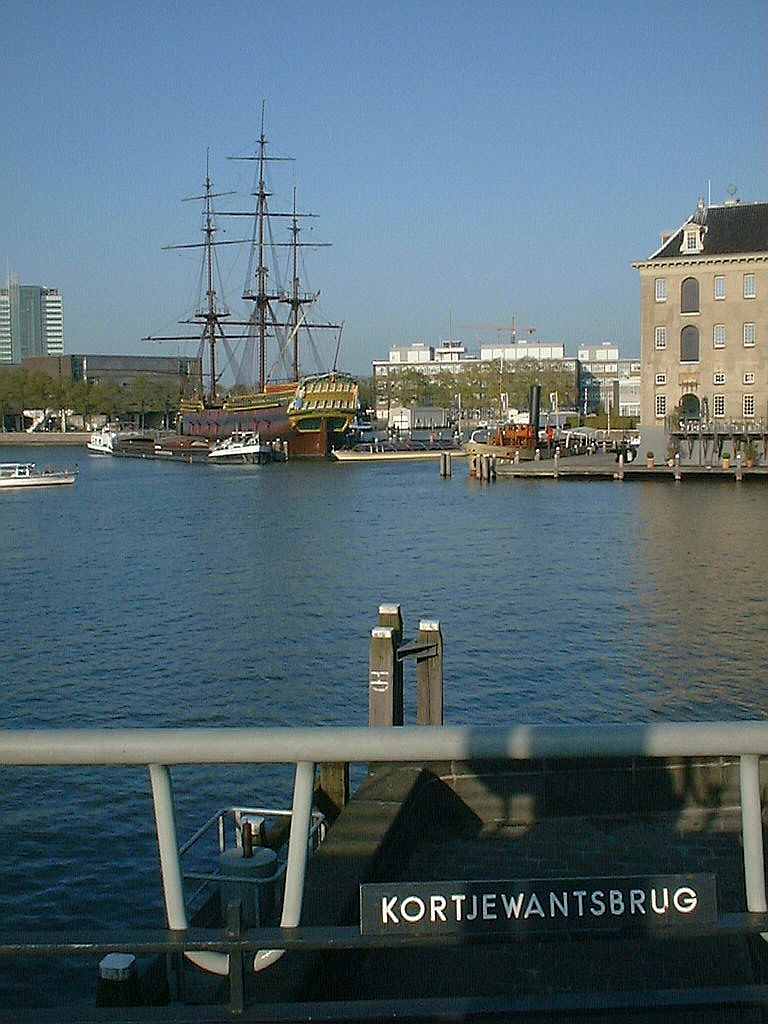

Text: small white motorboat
xmin=0 ymin=462 xmax=77 ymax=489
xmin=86 ymin=426 xmax=118 ymax=455
xmin=208 ymin=431 xmax=286 ymax=464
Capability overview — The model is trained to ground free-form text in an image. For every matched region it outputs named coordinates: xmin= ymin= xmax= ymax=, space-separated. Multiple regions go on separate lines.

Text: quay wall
xmin=0 ymin=432 xmax=89 ymax=446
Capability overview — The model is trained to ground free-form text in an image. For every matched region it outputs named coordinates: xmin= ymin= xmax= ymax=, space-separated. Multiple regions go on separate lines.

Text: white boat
xmin=208 ymin=431 xmax=286 ymax=464
xmin=0 ymin=462 xmax=77 ymax=488
xmin=87 ymin=426 xmax=117 ymax=455
xmin=332 ymin=442 xmax=466 ymax=462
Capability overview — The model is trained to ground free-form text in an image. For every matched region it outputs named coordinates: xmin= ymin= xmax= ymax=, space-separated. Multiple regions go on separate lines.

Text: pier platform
xmin=241 ymin=756 xmax=767 ymax=1022
xmin=491 ymin=451 xmax=768 ymax=482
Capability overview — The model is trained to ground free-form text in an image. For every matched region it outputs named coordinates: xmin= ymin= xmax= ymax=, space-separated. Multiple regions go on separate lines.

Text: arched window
xmin=680 ymin=393 xmax=700 ymax=420
xmin=681 ymin=277 xmax=700 ymax=313
xmin=680 ymin=325 xmax=699 ymax=362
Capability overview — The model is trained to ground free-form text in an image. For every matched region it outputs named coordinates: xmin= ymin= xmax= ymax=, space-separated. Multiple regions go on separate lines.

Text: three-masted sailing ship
xmin=146 ymin=113 xmax=358 ymax=457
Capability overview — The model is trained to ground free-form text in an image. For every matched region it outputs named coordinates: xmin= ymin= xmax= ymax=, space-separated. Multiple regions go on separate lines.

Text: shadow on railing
xmin=1 ymin=721 xmax=768 ymax=1017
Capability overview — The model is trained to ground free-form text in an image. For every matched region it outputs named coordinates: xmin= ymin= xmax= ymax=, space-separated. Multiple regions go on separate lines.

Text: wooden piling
xmin=415 ymin=619 xmax=443 ymax=726
xmin=316 ymin=762 xmax=350 ymax=821
xmin=369 ymin=603 xmax=406 ymax=727
xmin=377 ymin=603 xmax=404 ymax=725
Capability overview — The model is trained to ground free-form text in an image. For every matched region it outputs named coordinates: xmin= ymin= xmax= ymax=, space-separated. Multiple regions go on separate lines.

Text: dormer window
xmin=681 ymin=225 xmax=704 ymax=254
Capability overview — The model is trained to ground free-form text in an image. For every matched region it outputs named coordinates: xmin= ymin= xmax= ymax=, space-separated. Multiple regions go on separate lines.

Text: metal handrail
xmin=0 ymin=723 xmax=767 ymax=988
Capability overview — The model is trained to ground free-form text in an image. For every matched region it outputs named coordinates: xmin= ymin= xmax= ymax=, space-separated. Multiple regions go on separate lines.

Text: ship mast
xmin=144 ymin=151 xmax=237 ymax=403
xmin=226 ymin=103 xmax=338 ymax=391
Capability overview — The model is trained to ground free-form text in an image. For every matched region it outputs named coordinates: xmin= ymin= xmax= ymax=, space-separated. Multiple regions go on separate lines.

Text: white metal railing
xmin=0 ymin=723 xmax=767 ymax=978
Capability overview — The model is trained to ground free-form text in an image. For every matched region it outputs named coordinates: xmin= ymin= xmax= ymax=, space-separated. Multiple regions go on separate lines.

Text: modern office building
xmin=633 ymin=195 xmax=768 ymax=428
xmin=22 ymin=353 xmax=202 ymax=390
xmin=371 ymin=338 xmax=580 ymax=425
xmin=0 ymin=275 xmax=64 ymax=364
xmin=577 ymin=342 xmax=641 ymax=417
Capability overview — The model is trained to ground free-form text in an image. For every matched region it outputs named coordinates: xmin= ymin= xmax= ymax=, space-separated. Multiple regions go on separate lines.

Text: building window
xmin=744 ymin=323 xmax=757 ymax=347
xmin=713 ymin=324 xmax=726 ymax=348
xmin=680 ymin=325 xmax=699 ymax=362
xmin=655 ymin=373 xmax=667 ymax=385
xmin=744 ymin=273 xmax=756 ymax=298
xmin=713 ymin=371 xmax=726 ymax=385
xmin=654 ymin=326 xmax=667 ymax=349
xmin=744 ymin=394 xmax=756 ymax=418
xmin=683 ymin=228 xmax=699 ymax=252
xmin=655 ymin=394 xmax=667 ymax=417
xmin=681 ymin=277 xmax=700 ymax=313
xmin=714 ymin=275 xmax=726 ymax=299
xmin=713 ymin=394 xmax=725 ymax=417
xmin=744 ymin=371 xmax=756 ymax=385
xmin=655 ymin=279 xmax=667 ymax=302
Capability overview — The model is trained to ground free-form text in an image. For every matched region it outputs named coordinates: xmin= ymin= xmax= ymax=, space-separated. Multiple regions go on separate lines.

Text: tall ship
xmin=146 ymin=111 xmax=358 ymax=458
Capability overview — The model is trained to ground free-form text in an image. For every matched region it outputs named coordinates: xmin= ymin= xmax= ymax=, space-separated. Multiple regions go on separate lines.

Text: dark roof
xmin=652 ymin=201 xmax=768 ymax=258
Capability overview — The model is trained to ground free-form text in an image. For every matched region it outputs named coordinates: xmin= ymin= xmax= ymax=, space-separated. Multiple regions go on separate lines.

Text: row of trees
xmin=0 ymin=367 xmax=186 ymax=430
xmin=374 ymin=360 xmax=579 ymax=417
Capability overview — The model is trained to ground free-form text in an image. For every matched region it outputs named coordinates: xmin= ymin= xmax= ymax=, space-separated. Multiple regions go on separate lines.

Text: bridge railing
xmin=1 ymin=722 xmax=768 ymax=1017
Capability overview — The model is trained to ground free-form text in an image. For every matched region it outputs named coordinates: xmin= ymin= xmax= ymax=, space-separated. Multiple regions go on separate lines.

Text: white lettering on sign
xmin=376 ymin=883 xmax=703 ymax=928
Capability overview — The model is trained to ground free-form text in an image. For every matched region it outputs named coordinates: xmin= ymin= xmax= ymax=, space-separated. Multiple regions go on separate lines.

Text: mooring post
xmin=316 ymin=762 xmax=350 ymax=818
xmin=369 ymin=618 xmax=403 ymax=726
xmin=415 ymin=619 xmax=443 ymax=726
xmin=378 ymin=603 xmax=403 ymax=724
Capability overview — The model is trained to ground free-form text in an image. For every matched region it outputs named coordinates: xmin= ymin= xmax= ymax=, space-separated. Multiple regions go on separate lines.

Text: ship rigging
xmin=143 ymin=107 xmax=359 ymax=456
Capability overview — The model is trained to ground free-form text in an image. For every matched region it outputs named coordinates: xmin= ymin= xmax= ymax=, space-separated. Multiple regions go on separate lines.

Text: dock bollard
xmin=439 ymin=451 xmax=452 ymax=477
xmin=219 ymin=843 xmax=277 ymax=926
xmin=96 ymin=952 xmax=141 ymax=1007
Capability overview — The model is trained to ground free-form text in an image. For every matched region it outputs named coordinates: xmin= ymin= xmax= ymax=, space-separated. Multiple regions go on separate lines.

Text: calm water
xmin=1 ymin=446 xmax=767 ymax=1007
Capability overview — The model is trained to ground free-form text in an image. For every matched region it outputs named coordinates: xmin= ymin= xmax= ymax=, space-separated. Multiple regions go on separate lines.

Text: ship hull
xmin=181 ymin=374 xmax=359 ymax=459
xmin=180 ymin=406 xmax=345 ymax=458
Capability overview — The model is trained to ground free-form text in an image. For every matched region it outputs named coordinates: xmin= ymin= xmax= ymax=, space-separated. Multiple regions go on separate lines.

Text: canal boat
xmin=462 ymin=422 xmax=540 ymax=461
xmin=208 ymin=430 xmax=286 ymax=464
xmin=332 ymin=441 xmax=465 ymax=462
xmin=146 ymin=109 xmax=358 ymax=458
xmin=86 ymin=426 xmax=117 ymax=455
xmin=0 ymin=462 xmax=77 ymax=488
xmin=462 ymin=384 xmax=544 ymax=462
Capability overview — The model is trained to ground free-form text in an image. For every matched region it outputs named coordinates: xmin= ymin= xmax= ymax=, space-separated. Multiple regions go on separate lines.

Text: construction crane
xmin=457 ymin=319 xmax=538 ymax=343
xmin=458 ymin=320 xmax=517 ymax=342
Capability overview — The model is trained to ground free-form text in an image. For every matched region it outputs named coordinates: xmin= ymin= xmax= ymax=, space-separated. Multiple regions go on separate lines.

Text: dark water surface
xmin=1 ymin=447 xmax=766 ymax=1007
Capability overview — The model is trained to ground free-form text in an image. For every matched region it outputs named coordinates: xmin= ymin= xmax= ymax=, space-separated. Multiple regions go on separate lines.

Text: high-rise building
xmin=0 ymin=274 xmax=64 ymax=364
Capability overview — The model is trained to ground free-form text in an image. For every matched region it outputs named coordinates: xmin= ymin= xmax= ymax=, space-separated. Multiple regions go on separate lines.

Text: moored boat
xmin=208 ymin=430 xmax=287 ymax=464
xmin=462 ymin=383 xmax=543 ymax=462
xmin=332 ymin=440 xmax=466 ymax=462
xmin=0 ymin=462 xmax=77 ymax=488
xmin=86 ymin=426 xmax=117 ymax=455
xmin=463 ymin=423 xmax=539 ymax=461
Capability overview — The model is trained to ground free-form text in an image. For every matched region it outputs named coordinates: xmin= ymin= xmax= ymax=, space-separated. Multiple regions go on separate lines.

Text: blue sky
xmin=2 ymin=0 xmax=766 ymax=376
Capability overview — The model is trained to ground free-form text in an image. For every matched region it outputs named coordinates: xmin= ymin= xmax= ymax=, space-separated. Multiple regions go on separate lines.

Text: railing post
xmin=225 ymin=901 xmax=245 ymax=1014
xmin=148 ymin=764 xmax=188 ymax=931
xmin=416 ymin=619 xmax=443 ymax=726
xmin=149 ymin=764 xmax=229 ymax=976
xmin=740 ymin=755 xmax=767 ymax=913
xmin=254 ymin=759 xmax=316 ymax=972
